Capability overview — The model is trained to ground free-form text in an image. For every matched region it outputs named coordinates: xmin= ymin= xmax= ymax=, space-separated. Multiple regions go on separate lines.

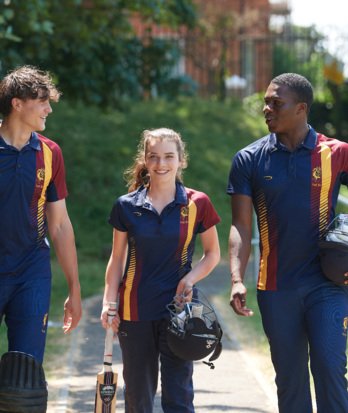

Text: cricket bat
xmin=94 ymin=302 xmax=118 ymax=413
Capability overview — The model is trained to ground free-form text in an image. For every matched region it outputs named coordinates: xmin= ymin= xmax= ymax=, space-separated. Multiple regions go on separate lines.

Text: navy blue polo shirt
xmin=227 ymin=126 xmax=348 ymax=291
xmin=109 ymin=183 xmax=220 ymax=321
xmin=0 ymin=132 xmax=68 ymax=278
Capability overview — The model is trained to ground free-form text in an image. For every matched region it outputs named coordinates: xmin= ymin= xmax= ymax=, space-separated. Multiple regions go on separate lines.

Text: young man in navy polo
xmin=228 ymin=73 xmax=348 ymax=412
xmin=0 ymin=66 xmax=82 ymax=365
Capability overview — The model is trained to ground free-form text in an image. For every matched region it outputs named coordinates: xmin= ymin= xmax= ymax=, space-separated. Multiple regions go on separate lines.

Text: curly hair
xmin=0 ymin=65 xmax=61 ymax=117
xmin=271 ymin=73 xmax=313 ymax=113
xmin=124 ymin=128 xmax=188 ymax=192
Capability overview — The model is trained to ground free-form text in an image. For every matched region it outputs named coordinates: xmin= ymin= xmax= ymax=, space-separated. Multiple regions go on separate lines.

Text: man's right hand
xmin=229 ymin=281 xmax=253 ymax=317
xmin=63 ymin=293 xmax=82 ymax=334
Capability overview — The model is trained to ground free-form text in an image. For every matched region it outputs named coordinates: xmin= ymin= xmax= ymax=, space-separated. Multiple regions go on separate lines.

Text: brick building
xmin=131 ymin=0 xmax=290 ymax=97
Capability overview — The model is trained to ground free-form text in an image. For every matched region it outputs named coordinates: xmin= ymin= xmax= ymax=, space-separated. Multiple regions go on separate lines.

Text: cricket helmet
xmin=318 ymin=214 xmax=348 ymax=286
xmin=166 ymin=287 xmax=223 ymax=369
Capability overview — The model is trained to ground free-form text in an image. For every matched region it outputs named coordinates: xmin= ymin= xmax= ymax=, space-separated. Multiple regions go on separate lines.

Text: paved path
xmin=47 ymin=264 xmax=278 ymax=413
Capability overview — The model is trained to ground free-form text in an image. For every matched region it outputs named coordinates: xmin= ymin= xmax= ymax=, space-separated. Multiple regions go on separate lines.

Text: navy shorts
xmin=0 ymin=255 xmax=52 ymax=363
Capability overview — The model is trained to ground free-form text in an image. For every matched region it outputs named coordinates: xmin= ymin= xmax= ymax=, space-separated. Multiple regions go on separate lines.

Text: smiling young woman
xmin=100 ymin=127 xmax=221 ymax=413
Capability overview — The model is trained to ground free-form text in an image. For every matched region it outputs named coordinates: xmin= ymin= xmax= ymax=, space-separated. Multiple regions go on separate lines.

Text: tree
xmin=0 ymin=3 xmax=20 ymax=44
xmin=271 ymin=23 xmax=348 ymax=141
xmin=0 ymin=0 xmax=197 ymax=107
xmin=272 ymin=25 xmax=327 ymax=88
xmin=185 ymin=1 xmax=262 ymax=101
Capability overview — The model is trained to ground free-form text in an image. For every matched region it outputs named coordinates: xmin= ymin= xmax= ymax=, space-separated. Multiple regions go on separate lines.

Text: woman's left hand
xmin=175 ymin=277 xmax=193 ymax=304
xmin=100 ymin=305 xmax=121 ymax=333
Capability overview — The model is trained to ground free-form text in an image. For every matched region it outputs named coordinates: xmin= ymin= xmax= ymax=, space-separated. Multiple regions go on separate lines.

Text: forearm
xmin=103 ymin=256 xmax=124 ymax=305
xmin=229 ymin=224 xmax=251 ymax=282
xmin=179 ymin=226 xmax=220 ymax=291
xmin=103 ymin=229 xmax=128 ymax=308
xmin=228 ymin=224 xmax=254 ymax=317
xmin=184 ymin=249 xmax=220 ymax=285
xmin=228 ymin=195 xmax=254 ymax=316
xmin=51 ymin=218 xmax=80 ymax=294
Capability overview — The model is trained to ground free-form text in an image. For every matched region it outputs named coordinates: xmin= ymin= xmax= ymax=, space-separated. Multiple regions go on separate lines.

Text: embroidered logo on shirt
xmin=312 ymin=167 xmax=321 ymax=181
xmin=133 ymin=211 xmax=142 ymax=217
xmin=35 ymin=168 xmax=45 ymax=190
xmin=312 ymin=166 xmax=321 ymax=187
xmin=181 ymin=207 xmax=189 ymax=217
xmin=180 ymin=206 xmax=189 ymax=224
xmin=37 ymin=168 xmax=45 ymax=181
xmin=263 ymin=176 xmax=273 ymax=180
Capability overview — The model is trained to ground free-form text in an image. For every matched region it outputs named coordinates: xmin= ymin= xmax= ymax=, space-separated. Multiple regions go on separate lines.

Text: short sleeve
xmin=196 ymin=193 xmax=220 ymax=233
xmin=226 ymin=149 xmax=253 ymax=197
xmin=108 ymin=197 xmax=128 ymax=232
xmin=339 ymin=143 xmax=348 ymax=186
xmin=46 ymin=143 xmax=68 ymax=202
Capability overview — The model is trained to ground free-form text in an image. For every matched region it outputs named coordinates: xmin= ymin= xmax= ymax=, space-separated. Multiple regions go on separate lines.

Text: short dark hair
xmin=0 ymin=65 xmax=61 ymax=117
xmin=271 ymin=73 xmax=313 ymax=112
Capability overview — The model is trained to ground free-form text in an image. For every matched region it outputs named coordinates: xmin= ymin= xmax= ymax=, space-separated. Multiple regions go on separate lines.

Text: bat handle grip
xmin=104 ymin=302 xmax=117 ymax=371
xmin=107 ymin=302 xmax=117 ymax=325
